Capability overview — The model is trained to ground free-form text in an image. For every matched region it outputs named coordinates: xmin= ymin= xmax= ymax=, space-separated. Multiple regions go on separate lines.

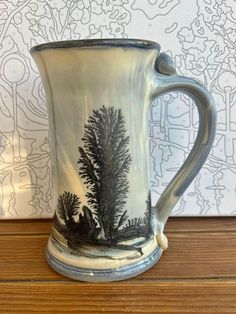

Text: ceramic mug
xmin=30 ymin=39 xmax=216 ymax=282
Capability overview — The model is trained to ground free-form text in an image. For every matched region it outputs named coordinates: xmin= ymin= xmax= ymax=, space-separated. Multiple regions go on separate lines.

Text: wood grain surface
xmin=1 ymin=217 xmax=235 ymax=234
xmin=1 ymin=281 xmax=236 ymax=313
xmin=0 ymin=217 xmax=236 ymax=313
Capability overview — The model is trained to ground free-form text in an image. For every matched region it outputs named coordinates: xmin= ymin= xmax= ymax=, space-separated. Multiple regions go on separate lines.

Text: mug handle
xmin=151 ymin=54 xmax=217 ymax=250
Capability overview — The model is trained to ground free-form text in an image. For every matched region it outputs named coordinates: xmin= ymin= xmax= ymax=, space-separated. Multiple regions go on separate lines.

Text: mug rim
xmin=30 ymin=38 xmax=161 ymax=53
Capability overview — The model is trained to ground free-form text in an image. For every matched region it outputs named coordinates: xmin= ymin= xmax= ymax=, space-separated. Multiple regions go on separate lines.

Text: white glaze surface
xmin=48 ymin=233 xmax=158 ymax=270
xmin=32 ymin=47 xmax=158 ymax=219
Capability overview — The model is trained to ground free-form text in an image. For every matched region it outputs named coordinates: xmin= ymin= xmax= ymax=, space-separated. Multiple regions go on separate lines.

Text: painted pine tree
xmin=78 ymin=106 xmax=131 ymax=241
xmin=144 ymin=191 xmax=153 ymax=237
xmin=57 ymin=191 xmax=81 ymax=231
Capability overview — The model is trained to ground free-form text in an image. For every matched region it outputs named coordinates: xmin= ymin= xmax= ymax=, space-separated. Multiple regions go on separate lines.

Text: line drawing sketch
xmin=0 ymin=0 xmax=235 ymax=218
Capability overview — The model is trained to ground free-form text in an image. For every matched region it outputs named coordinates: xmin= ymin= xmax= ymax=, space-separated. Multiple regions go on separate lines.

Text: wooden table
xmin=0 ymin=218 xmax=236 ymax=313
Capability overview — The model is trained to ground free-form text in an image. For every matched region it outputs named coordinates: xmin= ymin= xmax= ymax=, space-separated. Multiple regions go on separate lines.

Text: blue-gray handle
xmin=151 ymin=74 xmax=217 ymax=230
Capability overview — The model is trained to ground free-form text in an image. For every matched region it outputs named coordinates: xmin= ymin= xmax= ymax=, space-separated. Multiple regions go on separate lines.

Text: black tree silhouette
xmin=57 ymin=191 xmax=81 ymax=230
xmin=144 ymin=191 xmax=153 ymax=237
xmin=78 ymin=106 xmax=131 ymax=241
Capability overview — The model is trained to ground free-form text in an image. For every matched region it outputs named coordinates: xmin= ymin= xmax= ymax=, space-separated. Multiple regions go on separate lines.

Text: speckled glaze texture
xmin=30 ymin=39 xmax=216 ymax=282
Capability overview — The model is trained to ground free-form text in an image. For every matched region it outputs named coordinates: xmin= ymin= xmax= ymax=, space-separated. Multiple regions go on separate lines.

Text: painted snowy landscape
xmin=53 ymin=106 xmax=153 ymax=259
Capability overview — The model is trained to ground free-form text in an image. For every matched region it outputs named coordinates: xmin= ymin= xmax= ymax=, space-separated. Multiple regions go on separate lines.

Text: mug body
xmin=31 ymin=39 xmax=162 ymax=281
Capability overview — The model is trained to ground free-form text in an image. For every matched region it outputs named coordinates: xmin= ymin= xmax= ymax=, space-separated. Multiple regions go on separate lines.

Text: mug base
xmin=45 ymin=245 xmax=162 ymax=282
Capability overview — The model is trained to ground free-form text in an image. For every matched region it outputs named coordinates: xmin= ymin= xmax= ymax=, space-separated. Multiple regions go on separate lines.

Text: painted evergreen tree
xmin=57 ymin=191 xmax=81 ymax=230
xmin=78 ymin=106 xmax=131 ymax=241
xmin=144 ymin=191 xmax=153 ymax=237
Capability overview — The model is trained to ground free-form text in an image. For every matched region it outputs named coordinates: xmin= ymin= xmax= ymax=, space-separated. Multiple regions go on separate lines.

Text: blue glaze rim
xmin=46 ymin=245 xmax=162 ymax=282
xmin=30 ymin=39 xmax=161 ymax=53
